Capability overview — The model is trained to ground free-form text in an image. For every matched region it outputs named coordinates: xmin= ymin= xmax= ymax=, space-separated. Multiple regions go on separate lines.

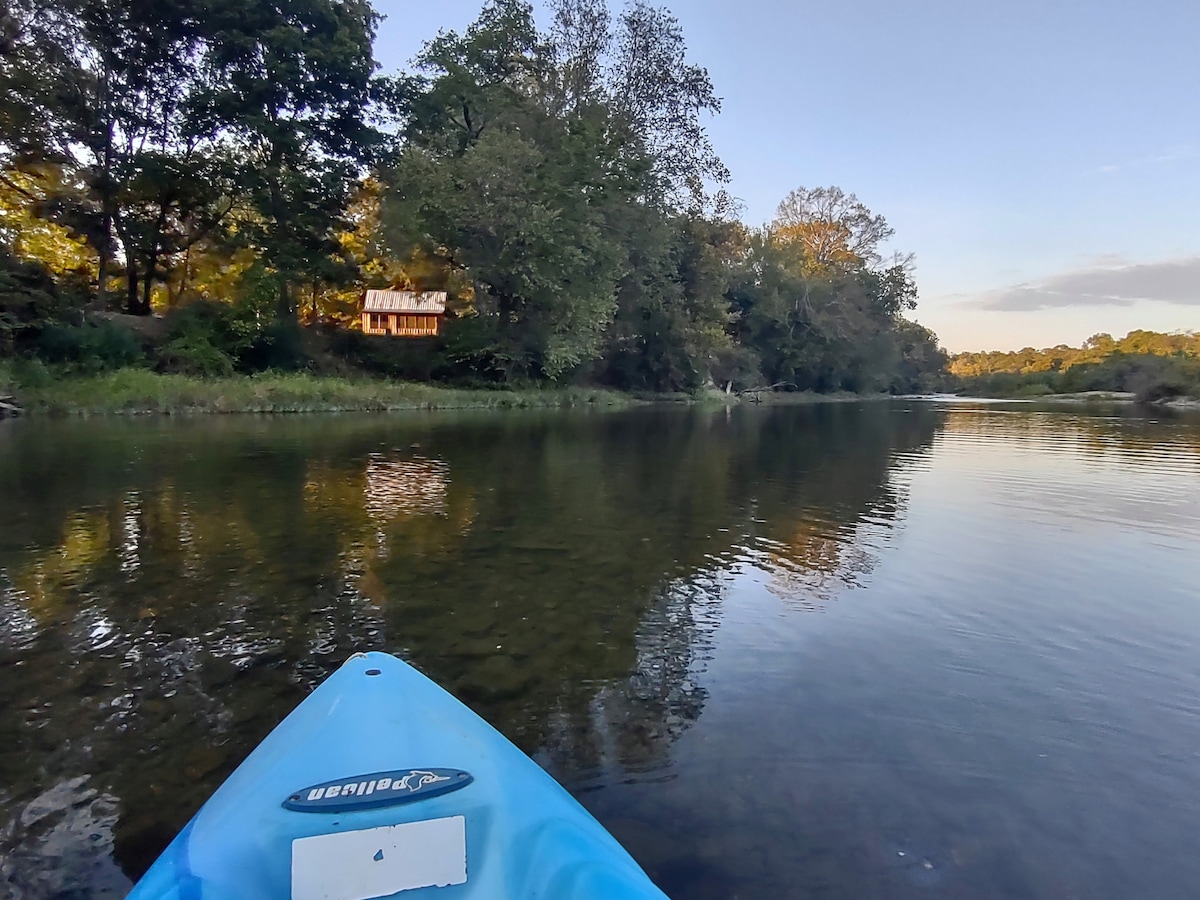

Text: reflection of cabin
xmin=364 ymin=454 xmax=449 ymax=520
xmin=361 ymin=290 xmax=447 ymax=337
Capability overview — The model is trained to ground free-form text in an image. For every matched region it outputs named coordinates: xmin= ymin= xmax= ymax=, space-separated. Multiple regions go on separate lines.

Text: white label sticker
xmin=291 ymin=815 xmax=466 ymax=900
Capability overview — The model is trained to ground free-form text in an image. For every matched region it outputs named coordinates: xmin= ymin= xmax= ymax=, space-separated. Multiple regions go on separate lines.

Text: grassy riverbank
xmin=2 ymin=367 xmax=633 ymax=415
xmin=0 ymin=364 xmax=895 ymax=417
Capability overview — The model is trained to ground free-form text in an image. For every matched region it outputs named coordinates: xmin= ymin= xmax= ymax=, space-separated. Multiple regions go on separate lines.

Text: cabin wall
xmin=361 ymin=311 xmax=442 ymax=337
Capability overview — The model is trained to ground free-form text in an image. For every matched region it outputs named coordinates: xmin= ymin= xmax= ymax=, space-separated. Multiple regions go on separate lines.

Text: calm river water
xmin=2 ymin=401 xmax=1200 ymax=899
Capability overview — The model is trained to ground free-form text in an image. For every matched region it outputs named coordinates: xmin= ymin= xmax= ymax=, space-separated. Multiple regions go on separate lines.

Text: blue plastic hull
xmin=127 ymin=651 xmax=668 ymax=899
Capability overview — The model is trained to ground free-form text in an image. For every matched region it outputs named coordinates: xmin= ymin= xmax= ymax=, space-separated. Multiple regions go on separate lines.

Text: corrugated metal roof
xmin=363 ymin=290 xmax=447 ymax=314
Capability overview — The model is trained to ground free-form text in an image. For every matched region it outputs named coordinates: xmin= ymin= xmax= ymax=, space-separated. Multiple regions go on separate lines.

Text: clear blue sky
xmin=373 ymin=0 xmax=1200 ymax=352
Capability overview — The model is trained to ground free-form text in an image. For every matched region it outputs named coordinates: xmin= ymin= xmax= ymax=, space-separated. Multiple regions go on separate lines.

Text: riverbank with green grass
xmin=0 ymin=367 xmax=633 ymax=416
xmin=0 ymin=364 xmax=898 ymax=417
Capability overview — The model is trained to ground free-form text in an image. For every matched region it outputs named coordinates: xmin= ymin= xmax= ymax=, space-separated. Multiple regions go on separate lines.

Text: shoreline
xmin=0 ymin=370 xmax=901 ymax=417
xmin=909 ymin=391 xmax=1200 ymax=409
xmin=1025 ymin=392 xmax=1199 ymax=409
xmin=1035 ymin=391 xmax=1200 ymax=409
xmin=5 ymin=372 xmax=1198 ymax=418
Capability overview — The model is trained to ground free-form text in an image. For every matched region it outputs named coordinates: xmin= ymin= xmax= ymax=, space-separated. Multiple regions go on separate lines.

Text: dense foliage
xmin=951 ymin=331 xmax=1200 ymax=401
xmin=1 ymin=0 xmax=949 ymax=394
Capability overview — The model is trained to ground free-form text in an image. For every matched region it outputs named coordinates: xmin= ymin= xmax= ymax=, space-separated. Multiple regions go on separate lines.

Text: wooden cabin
xmin=360 ymin=290 xmax=447 ymax=337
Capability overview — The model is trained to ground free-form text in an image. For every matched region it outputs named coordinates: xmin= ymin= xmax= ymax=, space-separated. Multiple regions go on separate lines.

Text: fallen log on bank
xmin=0 ymin=395 xmax=24 ymax=417
xmin=739 ymin=382 xmax=798 ymax=403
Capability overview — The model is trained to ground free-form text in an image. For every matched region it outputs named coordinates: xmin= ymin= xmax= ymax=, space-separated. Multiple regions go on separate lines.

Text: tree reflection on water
xmin=0 ymin=403 xmax=943 ymax=894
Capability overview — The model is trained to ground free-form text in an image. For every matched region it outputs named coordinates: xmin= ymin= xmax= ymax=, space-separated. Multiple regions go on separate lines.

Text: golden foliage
xmin=949 ymin=330 xmax=1200 ymax=377
xmin=301 ymin=179 xmax=473 ymax=326
xmin=0 ymin=168 xmax=95 ymax=277
xmin=770 ymin=221 xmax=862 ymax=276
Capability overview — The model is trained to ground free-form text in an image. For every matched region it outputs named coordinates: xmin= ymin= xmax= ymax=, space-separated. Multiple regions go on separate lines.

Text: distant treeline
xmin=950 ymin=331 xmax=1200 ymax=401
xmin=0 ymin=0 xmax=948 ymax=395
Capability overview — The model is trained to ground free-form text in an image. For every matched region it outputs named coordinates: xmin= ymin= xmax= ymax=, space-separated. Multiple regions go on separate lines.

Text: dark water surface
xmin=2 ymin=402 xmax=1200 ymax=899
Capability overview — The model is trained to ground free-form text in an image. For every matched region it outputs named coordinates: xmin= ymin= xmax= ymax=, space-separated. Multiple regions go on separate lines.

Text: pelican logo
xmin=394 ymin=771 xmax=449 ymax=793
xmin=284 ymin=768 xmax=472 ymax=813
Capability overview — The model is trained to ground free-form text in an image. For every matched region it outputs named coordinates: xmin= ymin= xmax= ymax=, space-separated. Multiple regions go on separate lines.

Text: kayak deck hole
xmin=365 ymin=669 xmax=381 ymax=676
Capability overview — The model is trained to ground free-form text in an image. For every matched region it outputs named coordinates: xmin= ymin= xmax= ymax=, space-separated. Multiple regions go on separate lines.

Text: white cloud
xmin=970 ymin=257 xmax=1200 ymax=312
xmin=1092 ymin=145 xmax=1198 ymax=176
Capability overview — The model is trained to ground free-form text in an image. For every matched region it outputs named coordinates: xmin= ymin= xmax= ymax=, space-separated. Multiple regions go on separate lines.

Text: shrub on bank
xmin=157 ymin=334 xmax=236 ymax=377
xmin=163 ymin=300 xmax=257 ymax=357
xmin=242 ymin=318 xmax=309 ymax=372
xmin=34 ymin=321 xmax=145 ymax=372
xmin=1012 ymin=382 xmax=1053 ymax=398
xmin=323 ymin=327 xmax=452 ymax=381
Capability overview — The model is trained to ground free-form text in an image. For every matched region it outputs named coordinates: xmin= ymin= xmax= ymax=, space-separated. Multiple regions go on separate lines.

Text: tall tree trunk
xmin=96 ymin=73 xmax=114 ymax=310
xmin=267 ymin=147 xmax=297 ymax=324
xmin=125 ymin=257 xmax=142 ymax=315
xmin=173 ymin=244 xmax=192 ymax=306
xmin=277 ymin=278 xmax=292 ymax=319
xmin=97 ymin=243 xmax=110 ymax=309
xmin=141 ymin=261 xmax=155 ymax=314
xmin=139 ymin=212 xmax=166 ymax=314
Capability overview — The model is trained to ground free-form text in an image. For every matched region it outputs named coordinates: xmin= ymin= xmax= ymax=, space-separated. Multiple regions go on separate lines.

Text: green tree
xmin=197 ymin=0 xmax=389 ymax=320
xmin=605 ymin=0 xmax=729 ymax=211
xmin=950 ymin=330 xmax=1200 ymax=399
xmin=385 ymin=0 xmax=632 ymax=380
xmin=386 ymin=0 xmax=738 ymax=384
xmin=890 ymin=319 xmax=949 ymax=393
xmin=0 ymin=0 xmax=83 ymax=171
xmin=2 ymin=0 xmax=238 ymax=313
xmin=730 ymin=190 xmax=928 ymax=393
xmin=545 ymin=0 xmax=729 ymax=211
xmin=601 ymin=212 xmax=741 ymax=391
